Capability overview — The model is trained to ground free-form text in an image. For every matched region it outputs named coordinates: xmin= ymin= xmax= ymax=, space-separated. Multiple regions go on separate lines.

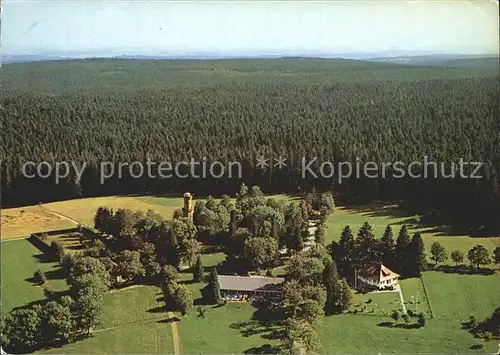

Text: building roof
xmin=217 ymin=275 xmax=285 ymax=292
xmin=357 ymin=262 xmax=400 ymax=282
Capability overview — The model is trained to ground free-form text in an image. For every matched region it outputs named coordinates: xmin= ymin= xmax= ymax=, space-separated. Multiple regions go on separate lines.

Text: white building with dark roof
xmin=357 ymin=262 xmax=400 ymax=290
xmin=218 ymin=275 xmax=285 ymax=301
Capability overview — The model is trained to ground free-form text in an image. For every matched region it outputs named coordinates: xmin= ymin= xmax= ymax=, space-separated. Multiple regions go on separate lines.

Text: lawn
xmin=40 ymin=321 xmax=174 ymax=354
xmin=421 ymin=271 xmax=500 ymax=321
xmin=1 ymin=239 xmax=67 ymax=313
xmin=320 ymin=314 xmax=498 ymax=354
xmin=38 ymin=285 xmax=175 ymax=354
xmin=399 ymin=277 xmax=432 ymax=317
xmin=320 ymin=271 xmax=499 ymax=354
xmin=348 ymin=291 xmax=403 ymax=316
xmin=177 ymin=302 xmax=281 ymax=355
xmin=1 ymin=205 xmax=76 ymax=240
xmin=101 ymin=285 xmax=167 ymax=328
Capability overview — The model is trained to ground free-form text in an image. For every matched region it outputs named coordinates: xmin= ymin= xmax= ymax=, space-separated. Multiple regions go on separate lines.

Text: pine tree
xmin=355 ymin=221 xmax=377 ymax=263
xmin=322 ymin=259 xmax=339 ymax=315
xmin=408 ymin=232 xmax=426 ymax=277
xmin=193 ymin=255 xmax=204 ymax=283
xmin=380 ymin=225 xmax=395 ymax=250
xmin=395 ymin=225 xmax=411 ymax=275
xmin=210 ymin=267 xmax=222 ymax=305
xmin=336 ymin=225 xmax=355 ymax=275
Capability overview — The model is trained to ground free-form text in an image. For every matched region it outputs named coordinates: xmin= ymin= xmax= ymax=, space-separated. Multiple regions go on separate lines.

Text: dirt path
xmin=396 ymin=285 xmax=407 ymax=315
xmin=94 ymin=315 xmax=170 ymax=333
xmin=0 ymin=236 xmax=28 ymax=243
xmin=168 ymin=311 xmax=181 ymax=355
xmin=39 ymin=205 xmax=81 ymax=226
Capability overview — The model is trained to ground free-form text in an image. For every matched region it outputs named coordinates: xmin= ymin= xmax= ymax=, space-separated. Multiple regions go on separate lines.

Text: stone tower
xmin=182 ymin=192 xmax=193 ymax=220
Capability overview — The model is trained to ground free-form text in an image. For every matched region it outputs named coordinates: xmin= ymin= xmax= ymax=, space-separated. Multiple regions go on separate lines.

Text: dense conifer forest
xmin=1 ymin=58 xmax=499 ymax=232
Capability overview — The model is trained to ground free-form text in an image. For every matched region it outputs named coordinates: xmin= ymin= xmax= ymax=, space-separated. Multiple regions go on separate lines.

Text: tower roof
xmin=183 ymin=192 xmax=192 ymax=198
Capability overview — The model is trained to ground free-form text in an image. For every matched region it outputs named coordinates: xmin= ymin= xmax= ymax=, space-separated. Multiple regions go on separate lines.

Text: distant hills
xmin=2 ymin=51 xmax=498 ymax=71
xmin=367 ymin=54 xmax=499 ymax=70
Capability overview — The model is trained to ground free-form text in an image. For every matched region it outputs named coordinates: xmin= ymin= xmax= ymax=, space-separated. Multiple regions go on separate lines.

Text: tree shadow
xmin=243 ymin=344 xmax=282 ymax=354
xmin=179 ymin=279 xmax=197 ymax=285
xmin=45 ymin=267 xmax=67 ymax=281
xmin=147 ymin=305 xmax=167 ymax=314
xmin=377 ymin=321 xmax=421 ymax=329
xmin=57 ymin=234 xmax=85 ymax=251
xmin=157 ymin=316 xmax=181 ymax=324
xmin=434 ymin=265 xmax=494 ymax=276
xmin=230 ymin=300 xmax=285 ymax=341
xmin=32 ymin=253 xmax=57 ymax=264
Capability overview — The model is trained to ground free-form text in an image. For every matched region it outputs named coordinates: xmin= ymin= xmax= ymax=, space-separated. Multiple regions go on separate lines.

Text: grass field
xmin=178 ymin=302 xmax=281 ymax=355
xmin=39 ymin=285 xmax=175 ymax=354
xmin=43 ymin=195 xmax=186 ymax=226
xmin=349 ymin=291 xmax=404 ymax=316
xmin=40 ymin=321 xmax=174 ymax=354
xmin=1 ymin=239 xmax=67 ymax=313
xmin=320 ymin=271 xmax=499 ymax=354
xmin=1 ymin=205 xmax=77 ymax=240
xmin=422 ymin=272 xmax=500 ymax=321
xmin=320 ymin=314 xmax=498 ymax=354
xmin=399 ymin=277 xmax=432 ymax=317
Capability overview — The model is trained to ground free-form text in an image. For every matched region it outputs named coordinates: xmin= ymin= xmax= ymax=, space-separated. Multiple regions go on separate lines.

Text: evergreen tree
xmin=380 ymin=225 xmax=395 ymax=250
xmin=336 ymin=225 xmax=355 ymax=275
xmin=209 ymin=267 xmax=222 ymax=305
xmin=408 ymin=232 xmax=426 ymax=277
xmin=193 ymin=255 xmax=204 ymax=282
xmin=394 ymin=225 xmax=411 ymax=275
xmin=322 ymin=259 xmax=339 ymax=315
xmin=355 ymin=221 xmax=377 ymax=263
xmin=315 ymin=223 xmax=326 ymax=245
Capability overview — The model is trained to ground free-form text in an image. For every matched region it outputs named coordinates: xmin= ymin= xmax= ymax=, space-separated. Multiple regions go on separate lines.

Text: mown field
xmin=41 ymin=286 xmax=175 ymax=354
xmin=321 ymin=271 xmax=499 ymax=354
xmin=320 ymin=314 xmax=497 ymax=354
xmin=43 ymin=195 xmax=185 ymax=226
xmin=1 ymin=239 xmax=67 ymax=313
xmin=422 ymin=272 xmax=500 ymax=321
xmin=1 ymin=205 xmax=77 ymax=240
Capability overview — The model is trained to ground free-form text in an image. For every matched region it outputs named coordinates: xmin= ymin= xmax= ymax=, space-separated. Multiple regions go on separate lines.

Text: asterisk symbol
xmin=274 ymin=156 xmax=287 ymax=169
xmin=256 ymin=156 xmax=269 ymax=170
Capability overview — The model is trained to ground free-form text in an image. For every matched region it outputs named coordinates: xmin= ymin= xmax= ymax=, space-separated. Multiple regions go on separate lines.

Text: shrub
xmin=43 ymin=285 xmax=56 ymax=299
xmin=407 ymin=309 xmax=415 ymax=317
xmin=34 ymin=269 xmax=46 ymax=284
xmin=40 ymin=233 xmax=49 ymax=241
xmin=418 ymin=313 xmax=426 ymax=327
xmin=265 ymin=269 xmax=274 ymax=277
xmin=51 ymin=241 xmax=65 ymax=261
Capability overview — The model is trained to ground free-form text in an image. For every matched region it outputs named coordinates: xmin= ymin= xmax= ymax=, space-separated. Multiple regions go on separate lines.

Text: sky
xmin=2 ymin=0 xmax=499 ymax=56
